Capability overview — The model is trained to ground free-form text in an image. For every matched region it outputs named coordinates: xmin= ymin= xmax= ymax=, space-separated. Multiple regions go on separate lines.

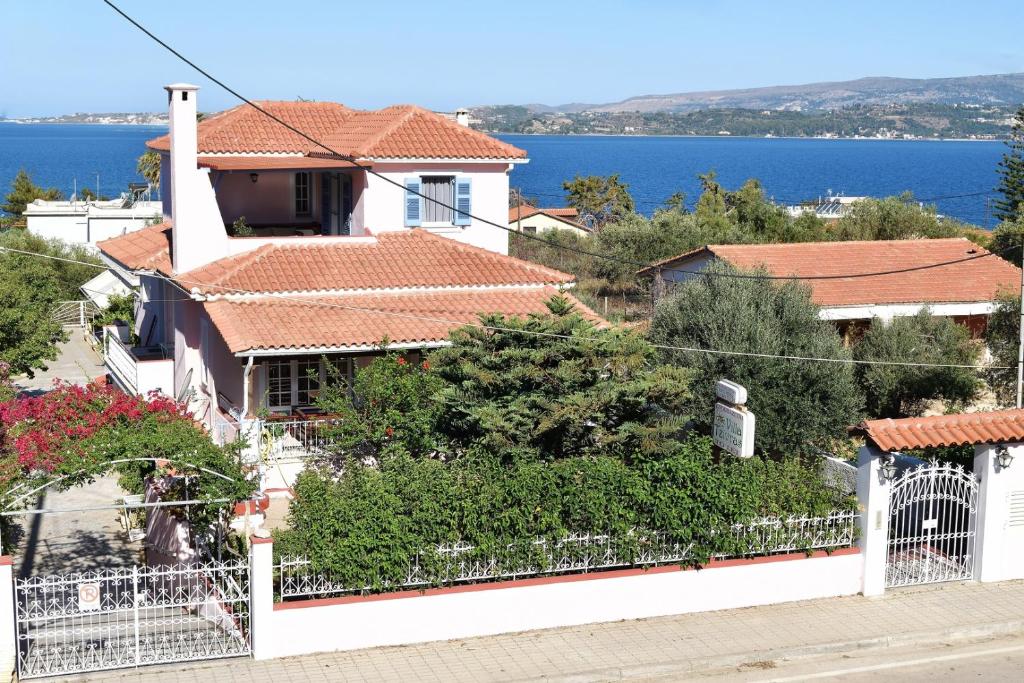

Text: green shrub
xmin=275 ymin=436 xmax=851 ymax=589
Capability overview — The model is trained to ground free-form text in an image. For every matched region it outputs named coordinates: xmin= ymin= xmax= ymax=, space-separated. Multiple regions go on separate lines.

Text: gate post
xmin=857 ymin=445 xmax=891 ymax=596
xmin=974 ymin=442 xmax=1024 ymax=582
xmin=0 ymin=557 xmax=14 ymax=679
xmin=249 ymin=531 xmax=275 ymax=660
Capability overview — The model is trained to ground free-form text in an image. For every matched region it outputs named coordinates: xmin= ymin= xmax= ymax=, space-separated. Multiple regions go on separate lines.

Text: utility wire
xmin=96 ymin=0 xmax=1005 ymax=283
xmin=1 ymin=245 xmax=1013 ymax=371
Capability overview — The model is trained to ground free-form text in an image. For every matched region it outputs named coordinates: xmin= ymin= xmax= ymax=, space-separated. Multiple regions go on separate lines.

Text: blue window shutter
xmin=454 ymin=177 xmax=472 ymax=226
xmin=404 ymin=178 xmax=422 ymax=227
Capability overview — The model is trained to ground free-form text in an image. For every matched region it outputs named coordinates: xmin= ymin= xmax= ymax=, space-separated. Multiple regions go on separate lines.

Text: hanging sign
xmin=713 ymin=379 xmax=755 ymax=458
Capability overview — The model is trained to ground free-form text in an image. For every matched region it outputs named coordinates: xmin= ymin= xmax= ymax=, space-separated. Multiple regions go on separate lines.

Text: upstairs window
xmin=294 ymin=172 xmax=311 ymax=217
xmin=421 ymin=176 xmax=454 ymax=224
xmin=405 ymin=176 xmax=472 ymax=227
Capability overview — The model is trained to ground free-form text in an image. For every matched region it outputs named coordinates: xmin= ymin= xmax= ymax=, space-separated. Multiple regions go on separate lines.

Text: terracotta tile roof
xmin=508 ymin=204 xmax=581 ymax=222
xmin=148 ymin=102 xmax=525 ymax=160
xmin=96 ymin=221 xmax=173 ymax=273
xmin=641 ymin=238 xmax=1020 ymax=307
xmin=203 ymin=286 xmax=600 ymax=353
xmin=858 ymin=409 xmax=1024 ymax=451
xmin=179 ymin=230 xmax=573 ymax=295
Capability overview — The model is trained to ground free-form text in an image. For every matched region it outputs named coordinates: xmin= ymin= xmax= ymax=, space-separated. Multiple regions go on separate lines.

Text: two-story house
xmin=97 ymin=84 xmax=597 ymax=488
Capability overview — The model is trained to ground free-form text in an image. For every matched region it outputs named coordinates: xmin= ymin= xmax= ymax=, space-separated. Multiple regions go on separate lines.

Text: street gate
xmin=886 ymin=461 xmax=978 ymax=588
xmin=14 ymin=559 xmax=250 ymax=679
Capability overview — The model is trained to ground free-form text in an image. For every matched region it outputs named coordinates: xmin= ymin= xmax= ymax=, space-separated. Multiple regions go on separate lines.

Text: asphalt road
xmin=692 ymin=634 xmax=1024 ymax=682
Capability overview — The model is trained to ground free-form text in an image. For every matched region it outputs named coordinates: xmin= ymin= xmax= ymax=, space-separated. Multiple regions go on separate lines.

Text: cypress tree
xmin=994 ymin=105 xmax=1024 ymax=223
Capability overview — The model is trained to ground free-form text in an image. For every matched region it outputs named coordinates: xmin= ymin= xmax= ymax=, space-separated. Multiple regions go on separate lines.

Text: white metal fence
xmin=52 ymin=300 xmax=100 ymax=328
xmin=256 ymin=417 xmax=343 ymax=462
xmin=277 ymin=510 xmax=857 ymax=600
xmin=14 ymin=560 xmax=251 ymax=679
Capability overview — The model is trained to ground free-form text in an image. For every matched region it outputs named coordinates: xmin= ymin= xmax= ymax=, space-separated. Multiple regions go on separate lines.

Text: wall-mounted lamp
xmin=880 ymin=453 xmax=898 ymax=482
xmin=249 ymin=173 xmax=259 ymax=184
xmin=997 ymin=445 xmax=1014 ymax=470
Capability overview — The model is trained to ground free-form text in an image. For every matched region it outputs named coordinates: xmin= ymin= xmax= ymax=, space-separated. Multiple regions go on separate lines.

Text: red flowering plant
xmin=0 ymin=381 xmax=255 ymax=531
xmin=0 ymin=381 xmax=185 ymax=481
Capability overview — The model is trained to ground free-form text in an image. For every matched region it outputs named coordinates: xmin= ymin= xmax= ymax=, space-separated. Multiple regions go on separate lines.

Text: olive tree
xmin=649 ymin=261 xmax=863 ymax=456
xmin=852 ymin=310 xmax=980 ymax=418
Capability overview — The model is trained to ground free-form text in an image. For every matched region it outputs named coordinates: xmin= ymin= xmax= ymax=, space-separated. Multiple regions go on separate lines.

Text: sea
xmin=0 ymin=123 xmax=1008 ymax=227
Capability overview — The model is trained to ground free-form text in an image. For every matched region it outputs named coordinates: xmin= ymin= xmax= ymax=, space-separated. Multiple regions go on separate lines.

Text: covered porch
xmin=214 ymin=350 xmax=423 ymax=492
xmin=203 ymin=157 xmax=367 ymax=237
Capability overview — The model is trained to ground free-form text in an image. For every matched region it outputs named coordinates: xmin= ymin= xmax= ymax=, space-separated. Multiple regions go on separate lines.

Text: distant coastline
xmin=493 ymin=131 xmax=1004 ymax=143
xmin=0 ymin=114 xmax=167 ymax=126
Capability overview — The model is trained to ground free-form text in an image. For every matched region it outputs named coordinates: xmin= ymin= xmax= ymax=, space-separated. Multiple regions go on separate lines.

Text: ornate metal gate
xmin=887 ymin=461 xmax=978 ymax=588
xmin=14 ymin=559 xmax=250 ymax=679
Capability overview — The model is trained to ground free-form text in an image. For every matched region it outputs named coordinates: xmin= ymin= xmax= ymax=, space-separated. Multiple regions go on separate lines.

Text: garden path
xmin=13 ymin=331 xmax=105 ymax=395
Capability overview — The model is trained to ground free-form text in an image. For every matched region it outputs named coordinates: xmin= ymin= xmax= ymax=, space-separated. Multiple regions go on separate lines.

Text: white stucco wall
xmin=25 ymin=202 xmax=162 ymax=249
xmin=25 ymin=213 xmax=89 ymax=244
xmin=251 ymin=544 xmax=862 ymax=660
xmin=510 ymin=212 xmax=588 ymax=236
xmin=362 ymin=162 xmax=512 ymax=254
xmin=975 ymin=442 xmax=1024 ymax=583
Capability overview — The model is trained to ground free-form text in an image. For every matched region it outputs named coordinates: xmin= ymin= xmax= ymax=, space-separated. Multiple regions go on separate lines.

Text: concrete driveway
xmin=13 ymin=330 xmax=106 ymax=395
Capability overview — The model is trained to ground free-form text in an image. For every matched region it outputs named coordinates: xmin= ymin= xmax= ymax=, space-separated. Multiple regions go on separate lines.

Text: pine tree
xmin=994 ymin=106 xmax=1024 ymax=223
xmin=2 ymin=170 xmax=63 ymax=217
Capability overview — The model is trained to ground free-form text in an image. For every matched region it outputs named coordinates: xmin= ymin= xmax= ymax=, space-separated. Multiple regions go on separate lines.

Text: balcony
xmin=102 ymin=326 xmax=174 ymax=397
xmin=214 ymin=413 xmax=343 ymax=492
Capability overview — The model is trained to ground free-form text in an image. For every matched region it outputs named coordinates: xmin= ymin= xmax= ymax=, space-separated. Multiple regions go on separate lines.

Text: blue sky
xmin=2 ymin=1 xmax=1023 ymax=117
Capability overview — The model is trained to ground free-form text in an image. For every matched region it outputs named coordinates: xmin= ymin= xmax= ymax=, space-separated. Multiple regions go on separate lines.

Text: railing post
xmin=0 ymin=557 xmax=15 ymax=679
xmin=79 ymin=300 xmax=85 ymax=328
xmin=249 ymin=532 xmax=275 ymax=660
xmin=857 ymin=445 xmax=891 ymax=597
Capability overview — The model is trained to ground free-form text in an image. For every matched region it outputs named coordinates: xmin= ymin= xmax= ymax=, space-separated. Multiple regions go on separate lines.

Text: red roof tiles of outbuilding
xmin=858 ymin=409 xmax=1024 ymax=451
xmin=640 ymin=238 xmax=1020 ymax=307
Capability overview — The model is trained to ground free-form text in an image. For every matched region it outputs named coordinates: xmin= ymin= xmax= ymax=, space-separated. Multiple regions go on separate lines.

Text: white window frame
xmin=419 ymin=173 xmax=458 ymax=229
xmin=261 ymin=356 xmax=355 ymax=413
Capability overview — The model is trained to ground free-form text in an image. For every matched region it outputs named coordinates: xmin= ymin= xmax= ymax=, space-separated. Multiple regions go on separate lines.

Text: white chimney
xmin=164 ymin=83 xmax=228 ymax=273
xmin=455 ymin=108 xmax=470 ymax=127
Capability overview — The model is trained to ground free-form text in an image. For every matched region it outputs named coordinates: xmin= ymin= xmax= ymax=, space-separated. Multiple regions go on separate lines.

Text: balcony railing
xmin=256 ymin=417 xmax=342 ymax=462
xmin=102 ymin=327 xmax=174 ymax=397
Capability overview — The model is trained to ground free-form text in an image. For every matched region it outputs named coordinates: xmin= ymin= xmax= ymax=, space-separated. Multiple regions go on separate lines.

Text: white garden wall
xmin=250 ymin=539 xmax=860 ymax=661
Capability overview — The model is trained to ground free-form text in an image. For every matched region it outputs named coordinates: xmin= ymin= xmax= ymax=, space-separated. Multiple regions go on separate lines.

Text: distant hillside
xmin=473 ymin=102 xmax=1015 ymax=139
xmin=512 ymin=73 xmax=1024 ymax=114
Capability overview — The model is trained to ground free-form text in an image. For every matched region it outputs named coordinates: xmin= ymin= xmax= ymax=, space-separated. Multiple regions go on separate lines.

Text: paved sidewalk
xmin=13 ymin=331 xmax=105 ymax=394
xmin=63 ymin=580 xmax=1024 ymax=682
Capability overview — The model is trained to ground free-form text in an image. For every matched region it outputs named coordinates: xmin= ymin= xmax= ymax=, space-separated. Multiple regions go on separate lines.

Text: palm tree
xmin=136 ymin=151 xmax=161 ymax=190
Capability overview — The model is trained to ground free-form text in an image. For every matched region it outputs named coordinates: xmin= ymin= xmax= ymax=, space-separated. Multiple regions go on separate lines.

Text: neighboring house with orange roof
xmin=508 ymin=203 xmax=590 ymax=236
xmin=95 ymin=84 xmax=594 ymax=490
xmin=638 ymin=238 xmax=1021 ymax=338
